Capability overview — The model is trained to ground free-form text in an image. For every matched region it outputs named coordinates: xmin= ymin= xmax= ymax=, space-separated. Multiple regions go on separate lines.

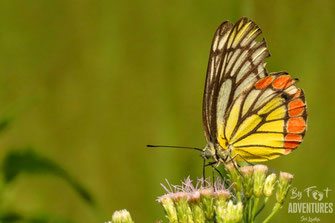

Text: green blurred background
xmin=0 ymin=0 xmax=334 ymax=222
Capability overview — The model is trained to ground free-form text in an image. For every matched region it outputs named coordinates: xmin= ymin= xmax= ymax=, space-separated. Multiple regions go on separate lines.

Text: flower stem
xmin=255 ymin=197 xmax=268 ymax=218
xmin=244 ymin=201 xmax=249 ymax=223
xmin=248 ymin=198 xmax=253 ymax=223
xmin=237 ymin=192 xmax=242 ymax=202
xmin=251 ymin=197 xmax=259 ymax=222
xmin=262 ymin=202 xmax=281 ymax=223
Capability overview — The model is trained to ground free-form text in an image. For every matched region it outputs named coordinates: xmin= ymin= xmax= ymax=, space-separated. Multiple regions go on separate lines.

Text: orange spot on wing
xmin=284 ymin=134 xmax=302 ymax=149
xmin=288 ymin=99 xmax=305 ymax=117
xmin=294 ymin=89 xmax=301 ymax=98
xmin=285 ymin=134 xmax=302 ymax=142
xmin=284 ymin=141 xmax=299 ymax=148
xmin=284 ymin=148 xmax=293 ymax=155
xmin=272 ymin=75 xmax=291 ymax=89
xmin=255 ymin=76 xmax=274 ymax=89
xmin=284 ymin=79 xmax=295 ymax=89
xmin=287 ymin=117 xmax=306 ymax=133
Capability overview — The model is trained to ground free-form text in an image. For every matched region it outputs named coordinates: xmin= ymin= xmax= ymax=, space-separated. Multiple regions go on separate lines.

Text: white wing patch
xmin=234 ymin=73 xmax=257 ymax=99
xmin=242 ymin=90 xmax=261 ymax=116
xmin=254 ymin=88 xmax=275 ymax=110
xmin=216 ymin=79 xmax=232 ymax=133
xmin=218 ymin=31 xmax=230 ymax=50
xmin=212 ymin=35 xmax=219 ymax=51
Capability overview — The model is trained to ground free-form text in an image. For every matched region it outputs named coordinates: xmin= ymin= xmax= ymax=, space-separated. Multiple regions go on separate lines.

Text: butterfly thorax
xmin=202 ymin=142 xmax=232 ymax=164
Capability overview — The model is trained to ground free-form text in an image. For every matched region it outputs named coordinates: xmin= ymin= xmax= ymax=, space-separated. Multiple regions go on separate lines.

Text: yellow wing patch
xmin=232 ymin=146 xmax=283 ymax=162
xmin=225 ymin=97 xmax=242 ymax=140
xmin=258 ymin=120 xmax=284 ymax=132
xmin=230 ymin=114 xmax=262 ymax=143
xmin=233 ymin=133 xmax=283 ymax=148
xmin=266 ymin=106 xmax=286 ymax=121
xmin=258 ymin=96 xmax=284 ymax=115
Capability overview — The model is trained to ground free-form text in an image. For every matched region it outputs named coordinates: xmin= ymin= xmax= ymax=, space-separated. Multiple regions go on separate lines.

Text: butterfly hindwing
xmin=221 ymin=73 xmax=307 ymax=162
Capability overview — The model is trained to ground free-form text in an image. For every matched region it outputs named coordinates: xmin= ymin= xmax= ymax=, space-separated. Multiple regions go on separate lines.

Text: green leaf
xmin=2 ymin=148 xmax=94 ymax=205
xmin=26 ymin=212 xmax=75 ymax=223
xmin=0 ymin=117 xmax=11 ymax=135
xmin=0 ymin=211 xmax=75 ymax=223
xmin=0 ymin=212 xmax=23 ymax=222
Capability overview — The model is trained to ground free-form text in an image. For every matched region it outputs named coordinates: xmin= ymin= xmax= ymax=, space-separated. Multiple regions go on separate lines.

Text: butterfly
xmin=201 ymin=17 xmax=307 ymax=164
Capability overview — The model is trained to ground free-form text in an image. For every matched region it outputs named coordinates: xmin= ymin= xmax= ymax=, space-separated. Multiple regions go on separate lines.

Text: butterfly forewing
xmin=203 ymin=18 xmax=270 ymax=145
xmin=202 ymin=21 xmax=233 ymax=143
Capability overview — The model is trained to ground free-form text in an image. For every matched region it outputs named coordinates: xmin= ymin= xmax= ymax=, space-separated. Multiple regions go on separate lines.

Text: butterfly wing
xmin=203 ymin=18 xmax=270 ymax=146
xmin=222 ymin=73 xmax=307 ymax=162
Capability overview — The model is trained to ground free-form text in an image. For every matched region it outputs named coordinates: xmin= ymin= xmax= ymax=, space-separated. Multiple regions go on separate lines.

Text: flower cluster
xmin=225 ymin=164 xmax=294 ymax=223
xmin=157 ymin=177 xmax=242 ymax=223
xmin=107 ymin=164 xmax=294 ymax=223
xmin=156 ymin=164 xmax=294 ymax=223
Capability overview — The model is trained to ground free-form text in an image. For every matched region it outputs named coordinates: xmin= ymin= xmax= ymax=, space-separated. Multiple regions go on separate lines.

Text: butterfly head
xmin=201 ymin=144 xmax=215 ymax=160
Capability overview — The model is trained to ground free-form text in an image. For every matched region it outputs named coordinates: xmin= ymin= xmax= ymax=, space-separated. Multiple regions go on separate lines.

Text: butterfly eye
xmin=201 ymin=149 xmax=213 ymax=159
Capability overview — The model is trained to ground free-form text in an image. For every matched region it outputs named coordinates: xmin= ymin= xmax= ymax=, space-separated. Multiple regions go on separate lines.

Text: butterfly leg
xmin=212 ymin=167 xmax=215 ymax=187
xmin=205 ymin=161 xmax=218 ymax=166
xmin=202 ymin=159 xmax=216 ymax=186
xmin=208 ymin=162 xmax=224 ymax=182
xmin=223 ymin=154 xmax=243 ymax=177
xmin=202 ymin=158 xmax=206 ymax=185
xmin=226 ymin=153 xmax=254 ymax=166
xmin=203 ymin=161 xmax=223 ymax=183
xmin=212 ymin=165 xmax=224 ymax=180
xmin=234 ymin=153 xmax=255 ymax=166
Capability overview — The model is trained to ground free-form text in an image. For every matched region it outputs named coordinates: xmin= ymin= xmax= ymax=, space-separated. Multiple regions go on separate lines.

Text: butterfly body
xmin=201 ymin=142 xmax=231 ymax=163
xmin=202 ymin=18 xmax=307 ymax=165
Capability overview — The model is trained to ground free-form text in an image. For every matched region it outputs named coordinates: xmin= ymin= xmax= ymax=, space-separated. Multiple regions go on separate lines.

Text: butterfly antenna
xmin=146 ymin=144 xmax=203 ymax=152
